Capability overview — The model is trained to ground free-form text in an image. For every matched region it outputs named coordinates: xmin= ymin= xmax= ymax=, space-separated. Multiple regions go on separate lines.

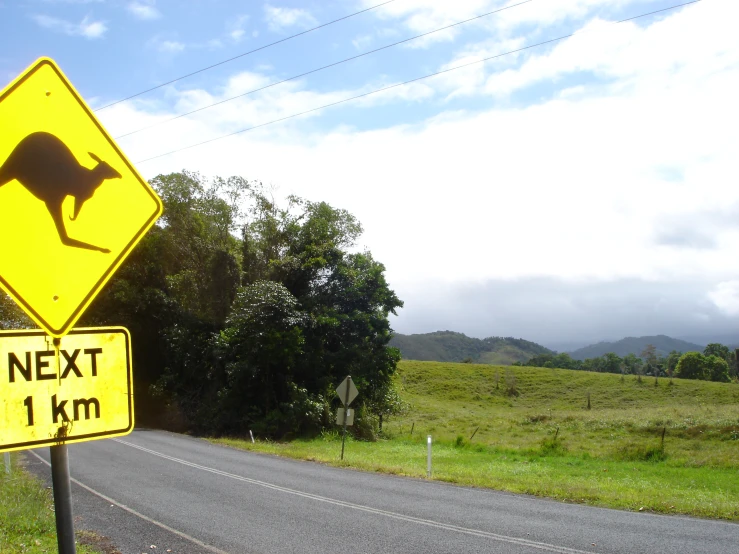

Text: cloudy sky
xmin=2 ymin=0 xmax=738 ymax=349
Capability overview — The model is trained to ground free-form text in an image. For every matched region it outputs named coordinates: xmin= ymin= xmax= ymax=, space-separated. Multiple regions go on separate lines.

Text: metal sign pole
xmin=50 ymin=445 xmax=77 ymax=554
xmin=340 ymin=376 xmax=351 ymax=461
xmin=4 ymin=452 xmax=9 ymax=474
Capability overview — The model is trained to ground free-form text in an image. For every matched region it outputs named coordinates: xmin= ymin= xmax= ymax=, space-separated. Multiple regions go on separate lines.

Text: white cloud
xmin=708 ymin=281 xmax=739 ymax=316
xmin=127 ymin=0 xmax=161 ymax=21
xmin=264 ymin=4 xmax=316 ymax=32
xmin=39 ymin=0 xmax=103 ymax=3
xmin=32 ymin=14 xmax=107 ymax=39
xmin=352 ymin=34 xmax=374 ymax=50
xmin=158 ymin=40 xmax=185 ymax=53
xmin=228 ymin=14 xmax=250 ymax=42
xmin=96 ymin=0 xmax=739 ymax=326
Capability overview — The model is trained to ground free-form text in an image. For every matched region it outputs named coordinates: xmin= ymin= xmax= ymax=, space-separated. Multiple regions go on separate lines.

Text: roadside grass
xmin=210 ymin=361 xmax=739 ymax=521
xmin=0 ymin=453 xmax=103 ymax=554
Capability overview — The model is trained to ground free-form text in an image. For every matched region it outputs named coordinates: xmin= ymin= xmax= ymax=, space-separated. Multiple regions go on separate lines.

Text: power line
xmin=96 ymin=0 xmax=397 ymax=111
xmin=115 ymin=0 xmax=535 ymax=139
xmin=135 ymin=0 xmax=701 ymax=165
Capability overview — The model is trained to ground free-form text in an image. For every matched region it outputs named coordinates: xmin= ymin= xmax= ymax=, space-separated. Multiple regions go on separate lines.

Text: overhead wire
xmin=96 ymin=0 xmax=397 ymax=111
xmin=134 ymin=0 xmax=701 ymax=165
xmin=114 ymin=0 xmax=536 ymax=139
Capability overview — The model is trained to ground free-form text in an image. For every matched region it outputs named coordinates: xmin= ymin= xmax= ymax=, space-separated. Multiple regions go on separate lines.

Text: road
xmin=26 ymin=430 xmax=737 ymax=554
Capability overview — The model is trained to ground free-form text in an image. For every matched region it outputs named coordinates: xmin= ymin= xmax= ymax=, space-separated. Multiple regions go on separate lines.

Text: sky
xmin=1 ymin=0 xmax=738 ymax=350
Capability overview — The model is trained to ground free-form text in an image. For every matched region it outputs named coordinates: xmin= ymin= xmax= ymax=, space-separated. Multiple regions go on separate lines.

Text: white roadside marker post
xmin=427 ymin=435 xmax=432 ymax=478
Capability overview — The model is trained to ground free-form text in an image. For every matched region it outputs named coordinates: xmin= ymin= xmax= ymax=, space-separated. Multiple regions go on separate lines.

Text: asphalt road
xmin=26 ymin=430 xmax=738 ymax=554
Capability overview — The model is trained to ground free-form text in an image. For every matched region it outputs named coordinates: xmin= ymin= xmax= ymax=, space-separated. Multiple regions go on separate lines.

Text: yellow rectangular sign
xmin=0 ymin=327 xmax=133 ymax=452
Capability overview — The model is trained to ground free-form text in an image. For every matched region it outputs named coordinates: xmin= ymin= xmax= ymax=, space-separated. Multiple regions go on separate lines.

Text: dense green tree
xmin=664 ymin=350 xmax=681 ymax=376
xmin=675 ymin=352 xmax=707 ymax=380
xmin=704 ymin=343 xmax=731 ymax=363
xmin=83 ymin=171 xmax=402 ymax=436
xmin=601 ymin=352 xmax=622 ymax=374
xmin=552 ymin=353 xmax=581 ymax=370
xmin=83 ymin=171 xmax=247 ymax=425
xmin=704 ymin=355 xmax=731 ymax=383
xmin=216 ymin=281 xmax=308 ymax=434
xmin=581 ymin=356 xmax=604 ymax=373
xmin=240 ymin=187 xmax=403 ymax=430
xmin=622 ymin=353 xmax=643 ymax=375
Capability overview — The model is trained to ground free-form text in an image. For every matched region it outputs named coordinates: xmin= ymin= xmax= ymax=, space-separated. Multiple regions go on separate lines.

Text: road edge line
xmin=28 ymin=449 xmax=232 ymax=554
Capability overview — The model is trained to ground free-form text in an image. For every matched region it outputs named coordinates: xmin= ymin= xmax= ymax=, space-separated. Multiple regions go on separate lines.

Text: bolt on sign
xmin=0 ymin=58 xmax=163 ymax=338
xmin=0 ymin=328 xmax=133 ymax=453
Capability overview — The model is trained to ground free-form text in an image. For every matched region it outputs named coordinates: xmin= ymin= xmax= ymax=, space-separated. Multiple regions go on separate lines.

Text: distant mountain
xmin=568 ymin=335 xmax=705 ymax=360
xmin=676 ymin=334 xmax=739 ymax=349
xmin=389 ymin=331 xmax=554 ymax=365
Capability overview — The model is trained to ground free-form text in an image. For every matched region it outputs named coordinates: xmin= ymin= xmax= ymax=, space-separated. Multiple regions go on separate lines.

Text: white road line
xmin=114 ymin=438 xmax=596 ymax=554
xmin=28 ymin=450 xmax=232 ymax=554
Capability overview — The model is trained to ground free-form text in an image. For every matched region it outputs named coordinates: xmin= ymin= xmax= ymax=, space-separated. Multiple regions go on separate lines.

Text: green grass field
xmin=0 ymin=453 xmax=104 ymax=554
xmin=213 ymin=361 xmax=739 ymax=520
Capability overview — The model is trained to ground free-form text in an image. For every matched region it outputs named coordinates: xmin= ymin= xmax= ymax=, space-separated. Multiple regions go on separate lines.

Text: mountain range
xmin=390 ymin=332 xmax=719 ymax=365
xmin=389 ymin=331 xmax=553 ymax=365
xmin=566 ymin=335 xmax=706 ymax=360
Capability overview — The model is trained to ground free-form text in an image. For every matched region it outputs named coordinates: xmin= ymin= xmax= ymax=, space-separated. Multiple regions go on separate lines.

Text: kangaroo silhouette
xmin=0 ymin=132 xmax=122 ymax=253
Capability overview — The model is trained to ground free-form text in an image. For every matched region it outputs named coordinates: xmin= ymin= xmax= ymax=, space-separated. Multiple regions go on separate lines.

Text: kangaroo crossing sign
xmin=0 ymin=58 xmax=163 ymax=338
xmin=0 ymin=328 xmax=133 ymax=452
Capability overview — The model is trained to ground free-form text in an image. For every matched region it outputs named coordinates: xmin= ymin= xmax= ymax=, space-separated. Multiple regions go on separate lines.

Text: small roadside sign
xmin=0 ymin=327 xmax=133 ymax=453
xmin=0 ymin=58 xmax=163 ymax=338
xmin=335 ymin=376 xmax=358 ymax=406
xmin=336 ymin=408 xmax=354 ymax=426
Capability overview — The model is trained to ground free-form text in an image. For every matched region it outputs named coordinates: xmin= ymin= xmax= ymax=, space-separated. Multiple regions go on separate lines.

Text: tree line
xmin=517 ymin=343 xmax=737 ymax=383
xmin=1 ymin=171 xmax=404 ymax=439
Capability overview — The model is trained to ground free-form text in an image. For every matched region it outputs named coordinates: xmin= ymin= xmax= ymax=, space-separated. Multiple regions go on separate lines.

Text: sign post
xmin=50 ymin=443 xmax=75 ymax=553
xmin=0 ymin=57 xmax=162 ymax=554
xmin=335 ymin=375 xmax=359 ymax=460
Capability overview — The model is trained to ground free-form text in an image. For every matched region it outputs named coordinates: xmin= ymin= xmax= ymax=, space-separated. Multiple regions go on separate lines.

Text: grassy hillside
xmin=215 ymin=360 xmax=739 ymax=520
xmin=394 ymin=361 xmax=738 ymax=448
xmin=390 ymin=331 xmax=552 ymax=364
xmin=569 ymin=334 xmax=705 ymax=360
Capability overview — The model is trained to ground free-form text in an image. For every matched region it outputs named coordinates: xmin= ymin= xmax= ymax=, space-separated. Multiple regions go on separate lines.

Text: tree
xmin=704 ymin=355 xmax=731 ymax=383
xmin=581 ymin=357 xmax=600 ymax=372
xmin=675 ymin=352 xmax=708 ymax=380
xmin=640 ymin=344 xmax=658 ymax=374
xmin=83 ymin=171 xmax=248 ymax=426
xmin=241 ymin=187 xmax=403 ymax=424
xmin=704 ymin=343 xmax=731 ymax=363
xmin=622 ymin=353 xmax=643 ymax=375
xmin=665 ymin=350 xmax=681 ymax=380
xmin=216 ymin=281 xmax=308 ymax=435
xmin=84 ymin=172 xmax=402 ymax=436
xmin=601 ymin=352 xmax=622 ymax=374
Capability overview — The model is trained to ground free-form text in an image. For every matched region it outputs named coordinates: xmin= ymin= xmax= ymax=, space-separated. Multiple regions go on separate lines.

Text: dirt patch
xmin=77 ymin=530 xmax=122 ymax=554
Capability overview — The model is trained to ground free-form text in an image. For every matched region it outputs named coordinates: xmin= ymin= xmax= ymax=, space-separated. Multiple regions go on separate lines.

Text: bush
xmin=349 ymin=404 xmax=378 ymax=441
xmin=675 ymin=352 xmax=708 ymax=380
xmin=616 ymin=444 xmax=667 ymax=462
xmin=705 ymin=355 xmax=731 ymax=383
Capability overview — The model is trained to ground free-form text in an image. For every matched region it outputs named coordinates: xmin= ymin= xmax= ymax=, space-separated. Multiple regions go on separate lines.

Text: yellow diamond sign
xmin=0 ymin=58 xmax=162 ymax=337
